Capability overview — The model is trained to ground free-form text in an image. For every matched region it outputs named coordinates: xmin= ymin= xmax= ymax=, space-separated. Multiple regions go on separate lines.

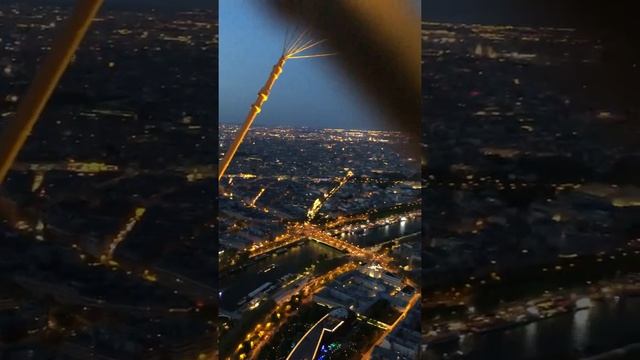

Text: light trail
xmin=102 ymin=207 xmax=146 ymax=262
xmin=31 ymin=172 xmax=45 ymax=192
xmin=218 ymin=32 xmax=334 ymax=181
xmin=306 ymin=170 xmax=354 ymax=222
xmin=355 ymin=313 xmax=390 ymax=330
xmin=249 ymin=188 xmax=266 ymax=208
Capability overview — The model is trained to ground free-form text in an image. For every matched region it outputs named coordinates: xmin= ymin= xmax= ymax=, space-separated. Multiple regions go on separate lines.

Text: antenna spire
xmin=218 ymin=31 xmax=335 ymax=181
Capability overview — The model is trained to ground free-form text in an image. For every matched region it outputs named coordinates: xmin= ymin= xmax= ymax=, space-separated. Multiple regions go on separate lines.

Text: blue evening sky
xmin=219 ymin=0 xmax=395 ymax=130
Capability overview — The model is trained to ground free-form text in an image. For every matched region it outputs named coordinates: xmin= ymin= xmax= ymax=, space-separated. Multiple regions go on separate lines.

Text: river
xmin=339 ymin=217 xmax=421 ymax=247
xmin=219 ymin=241 xmax=343 ymax=311
xmin=426 ymin=297 xmax=640 ymax=360
xmin=220 ymin=217 xmax=422 ymax=311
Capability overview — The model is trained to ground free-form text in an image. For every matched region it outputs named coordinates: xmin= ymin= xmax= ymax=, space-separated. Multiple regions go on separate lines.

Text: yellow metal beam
xmin=218 ymin=56 xmax=287 ymax=181
xmin=0 ymin=0 xmax=104 ymax=184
